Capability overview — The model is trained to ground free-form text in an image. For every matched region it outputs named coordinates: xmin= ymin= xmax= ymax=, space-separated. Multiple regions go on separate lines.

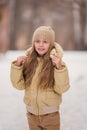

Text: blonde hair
xmin=23 ymin=26 xmax=56 ymax=89
xmin=23 ymin=45 xmax=54 ymax=89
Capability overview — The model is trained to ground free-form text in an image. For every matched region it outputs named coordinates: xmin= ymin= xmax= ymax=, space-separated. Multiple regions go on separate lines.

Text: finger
xmin=21 ymin=56 xmax=27 ymax=60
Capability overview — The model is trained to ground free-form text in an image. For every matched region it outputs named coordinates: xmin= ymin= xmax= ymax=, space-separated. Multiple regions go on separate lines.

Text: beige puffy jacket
xmin=10 ymin=43 xmax=70 ymax=115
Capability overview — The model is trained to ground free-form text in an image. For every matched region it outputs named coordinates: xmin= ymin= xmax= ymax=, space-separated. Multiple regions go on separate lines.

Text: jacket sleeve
xmin=10 ymin=61 xmax=26 ymax=90
xmin=54 ymin=62 xmax=70 ymax=94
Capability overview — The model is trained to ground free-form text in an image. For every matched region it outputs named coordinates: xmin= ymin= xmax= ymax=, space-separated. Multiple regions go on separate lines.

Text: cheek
xmin=45 ymin=44 xmax=50 ymax=51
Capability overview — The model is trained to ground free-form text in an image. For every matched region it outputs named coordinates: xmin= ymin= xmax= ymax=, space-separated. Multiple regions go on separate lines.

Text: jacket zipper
xmin=36 ymin=88 xmax=39 ymax=115
xmin=36 ymin=88 xmax=42 ymax=122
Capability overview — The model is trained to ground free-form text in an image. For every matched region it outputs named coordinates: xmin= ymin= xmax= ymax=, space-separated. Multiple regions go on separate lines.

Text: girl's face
xmin=34 ymin=39 xmax=50 ymax=56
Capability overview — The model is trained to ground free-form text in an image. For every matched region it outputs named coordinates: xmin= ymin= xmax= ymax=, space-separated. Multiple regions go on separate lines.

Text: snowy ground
xmin=0 ymin=51 xmax=87 ymax=130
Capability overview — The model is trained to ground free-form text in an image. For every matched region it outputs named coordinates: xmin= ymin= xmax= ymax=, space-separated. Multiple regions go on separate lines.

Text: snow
xmin=0 ymin=51 xmax=87 ymax=130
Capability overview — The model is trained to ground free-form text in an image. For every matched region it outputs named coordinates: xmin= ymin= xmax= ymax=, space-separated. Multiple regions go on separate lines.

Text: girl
xmin=10 ymin=26 xmax=70 ymax=130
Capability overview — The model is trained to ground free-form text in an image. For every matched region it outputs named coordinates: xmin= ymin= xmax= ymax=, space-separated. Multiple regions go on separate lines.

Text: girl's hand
xmin=16 ymin=56 xmax=27 ymax=66
xmin=51 ymin=55 xmax=62 ymax=69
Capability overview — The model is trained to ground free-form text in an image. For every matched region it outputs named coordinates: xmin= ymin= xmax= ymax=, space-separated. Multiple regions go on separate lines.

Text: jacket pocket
xmin=44 ymin=90 xmax=61 ymax=106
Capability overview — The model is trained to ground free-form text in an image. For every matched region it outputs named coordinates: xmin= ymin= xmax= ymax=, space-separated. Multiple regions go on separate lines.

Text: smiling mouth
xmin=38 ymin=48 xmax=44 ymax=51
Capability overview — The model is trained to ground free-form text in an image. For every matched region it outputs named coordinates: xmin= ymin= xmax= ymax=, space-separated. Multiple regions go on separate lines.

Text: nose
xmin=39 ymin=41 xmax=43 ymax=46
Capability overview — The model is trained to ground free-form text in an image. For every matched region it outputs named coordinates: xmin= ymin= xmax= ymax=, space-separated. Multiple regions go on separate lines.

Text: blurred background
xmin=0 ymin=0 xmax=87 ymax=53
xmin=0 ymin=0 xmax=87 ymax=130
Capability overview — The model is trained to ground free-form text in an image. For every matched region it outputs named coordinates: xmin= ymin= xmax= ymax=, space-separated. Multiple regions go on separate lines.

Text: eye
xmin=43 ymin=40 xmax=48 ymax=43
xmin=35 ymin=40 xmax=40 ymax=43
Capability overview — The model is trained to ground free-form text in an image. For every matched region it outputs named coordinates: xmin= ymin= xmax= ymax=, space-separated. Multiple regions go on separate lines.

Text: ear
xmin=50 ymin=42 xmax=63 ymax=58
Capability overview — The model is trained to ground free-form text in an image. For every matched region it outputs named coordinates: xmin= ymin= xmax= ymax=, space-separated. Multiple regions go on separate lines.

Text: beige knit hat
xmin=32 ymin=26 xmax=55 ymax=45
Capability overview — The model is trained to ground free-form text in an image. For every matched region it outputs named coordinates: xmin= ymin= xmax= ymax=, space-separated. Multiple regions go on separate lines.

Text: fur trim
xmin=25 ymin=47 xmax=32 ymax=56
xmin=50 ymin=42 xmax=63 ymax=58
